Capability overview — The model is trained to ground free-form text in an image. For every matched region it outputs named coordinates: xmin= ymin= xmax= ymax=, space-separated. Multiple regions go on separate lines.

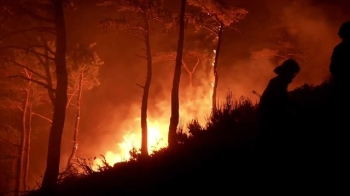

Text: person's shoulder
xmin=269 ymin=76 xmax=280 ymax=83
xmin=332 ymin=41 xmax=350 ymax=57
xmin=333 ymin=42 xmax=342 ymax=50
xmin=266 ymin=76 xmax=281 ymax=87
xmin=334 ymin=41 xmax=350 ymax=50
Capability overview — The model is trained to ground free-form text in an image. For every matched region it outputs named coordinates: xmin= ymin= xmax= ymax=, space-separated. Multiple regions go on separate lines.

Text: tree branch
xmin=0 ymin=46 xmax=55 ymax=61
xmin=182 ymin=60 xmax=190 ymax=73
xmin=8 ymin=75 xmax=55 ymax=92
xmin=23 ymin=68 xmax=33 ymax=81
xmin=0 ymin=57 xmax=47 ymax=80
xmin=200 ymin=25 xmax=218 ymax=36
xmin=152 ymin=53 xmax=176 ymax=63
xmin=17 ymin=106 xmax=23 ymax=112
xmin=39 ymin=34 xmax=56 ymax=55
xmin=199 ymin=3 xmax=221 ymax=25
xmin=31 ymin=44 xmax=55 ymax=56
xmin=66 ymin=88 xmax=78 ymax=109
xmin=13 ymin=4 xmax=55 ymax=24
xmin=191 ymin=58 xmax=200 ymax=74
xmin=0 ymin=27 xmax=55 ymax=41
xmin=133 ymin=53 xmax=147 ymax=60
xmin=136 ymin=83 xmax=144 ymax=88
xmin=69 ymin=104 xmax=78 ymax=108
xmin=227 ymin=26 xmax=242 ymax=35
xmin=31 ymin=112 xmax=52 ymax=123
xmin=37 ymin=35 xmax=55 ymax=103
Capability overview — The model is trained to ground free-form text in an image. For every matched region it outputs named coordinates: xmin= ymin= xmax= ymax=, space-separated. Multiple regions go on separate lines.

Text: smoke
xmin=77 ymin=0 xmax=348 ymax=167
xmin=26 ymin=0 xmax=350 ymax=188
xmin=275 ymin=0 xmax=340 ymax=83
xmin=217 ymin=58 xmax=276 ymax=102
xmin=214 ymin=0 xmax=347 ymax=102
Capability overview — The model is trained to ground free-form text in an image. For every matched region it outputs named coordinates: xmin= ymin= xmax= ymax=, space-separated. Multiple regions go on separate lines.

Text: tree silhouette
xmin=187 ymin=0 xmax=247 ymax=112
xmin=0 ymin=56 xmax=30 ymax=195
xmin=97 ymin=0 xmax=171 ymax=156
xmin=3 ymin=0 xmax=69 ymax=191
xmin=0 ymin=45 xmax=56 ymax=194
xmin=1 ymin=1 xmax=100 ymax=191
xmin=18 ymin=68 xmax=32 ymax=193
xmin=65 ymin=43 xmax=103 ymax=169
xmin=0 ymin=5 xmax=57 ymax=193
xmin=37 ymin=0 xmax=68 ymax=192
xmin=153 ymin=49 xmax=209 ymax=92
xmin=2 ymin=0 xmax=70 ymax=192
xmin=168 ymin=0 xmax=187 ymax=148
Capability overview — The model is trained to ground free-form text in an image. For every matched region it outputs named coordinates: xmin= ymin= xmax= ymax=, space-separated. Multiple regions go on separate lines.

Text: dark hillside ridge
xmin=26 ymin=80 xmax=347 ymax=195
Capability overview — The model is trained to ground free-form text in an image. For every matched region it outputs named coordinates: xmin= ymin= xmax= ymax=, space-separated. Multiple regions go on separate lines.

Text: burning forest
xmin=0 ymin=0 xmax=349 ymax=195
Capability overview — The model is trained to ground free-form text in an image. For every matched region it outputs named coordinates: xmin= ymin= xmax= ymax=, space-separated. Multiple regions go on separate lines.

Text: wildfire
xmin=92 ymin=119 xmax=168 ymax=170
xmin=92 ymin=51 xmax=216 ymax=170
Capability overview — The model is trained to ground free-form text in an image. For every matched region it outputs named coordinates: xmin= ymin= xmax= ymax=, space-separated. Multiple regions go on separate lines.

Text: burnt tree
xmin=153 ymin=49 xmax=208 ymax=93
xmin=188 ymin=0 xmax=247 ymax=112
xmin=1 ymin=0 xmax=77 ymax=192
xmin=98 ymin=0 xmax=171 ymax=156
xmin=168 ymin=0 xmax=187 ymax=148
xmin=66 ymin=43 xmax=102 ymax=168
xmin=41 ymin=0 xmax=68 ymax=191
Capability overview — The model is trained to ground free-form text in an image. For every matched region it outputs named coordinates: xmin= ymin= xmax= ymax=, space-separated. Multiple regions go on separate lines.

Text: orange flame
xmin=93 ymin=51 xmax=216 ymax=170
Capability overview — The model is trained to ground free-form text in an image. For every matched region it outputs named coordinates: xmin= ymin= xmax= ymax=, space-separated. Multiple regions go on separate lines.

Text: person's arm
xmin=330 ymin=47 xmax=340 ymax=76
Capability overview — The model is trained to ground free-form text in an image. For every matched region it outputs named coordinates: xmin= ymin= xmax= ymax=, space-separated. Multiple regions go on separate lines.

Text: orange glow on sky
xmin=92 ymin=51 xmax=216 ymax=169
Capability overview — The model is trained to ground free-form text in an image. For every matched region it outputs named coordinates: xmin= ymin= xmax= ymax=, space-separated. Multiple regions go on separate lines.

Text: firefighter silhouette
xmin=257 ymin=59 xmax=300 ymax=153
xmin=330 ymin=21 xmax=350 ymax=87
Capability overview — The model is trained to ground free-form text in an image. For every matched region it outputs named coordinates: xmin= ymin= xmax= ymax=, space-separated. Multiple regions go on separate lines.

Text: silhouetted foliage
xmin=182 ymin=91 xmax=258 ymax=151
xmin=25 ymin=78 xmax=349 ymax=195
xmin=24 ymin=90 xmax=260 ymax=195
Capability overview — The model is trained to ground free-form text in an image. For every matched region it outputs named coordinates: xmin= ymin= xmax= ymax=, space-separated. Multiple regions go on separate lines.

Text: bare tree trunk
xmin=23 ymin=102 xmax=32 ymax=191
xmin=15 ymin=88 xmax=29 ymax=196
xmin=168 ymin=0 xmax=186 ymax=148
xmin=211 ymin=24 xmax=223 ymax=113
xmin=42 ymin=37 xmax=55 ymax=104
xmin=66 ymin=70 xmax=83 ymax=168
xmin=140 ymin=16 xmax=152 ymax=156
xmin=41 ymin=0 xmax=68 ymax=192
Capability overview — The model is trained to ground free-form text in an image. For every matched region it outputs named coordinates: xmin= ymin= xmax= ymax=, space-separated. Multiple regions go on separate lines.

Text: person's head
xmin=274 ymin=59 xmax=300 ymax=82
xmin=338 ymin=21 xmax=350 ymax=40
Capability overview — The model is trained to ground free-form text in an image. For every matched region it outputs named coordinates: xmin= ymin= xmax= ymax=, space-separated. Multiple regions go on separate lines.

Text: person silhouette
xmin=330 ymin=21 xmax=350 ymax=87
xmin=257 ymin=59 xmax=300 ymax=154
xmin=327 ymin=21 xmax=350 ymax=162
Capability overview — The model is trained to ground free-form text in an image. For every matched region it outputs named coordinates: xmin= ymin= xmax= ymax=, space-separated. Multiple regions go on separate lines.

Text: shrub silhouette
xmin=26 ymin=81 xmax=346 ymax=195
xmin=185 ymin=91 xmax=258 ymax=150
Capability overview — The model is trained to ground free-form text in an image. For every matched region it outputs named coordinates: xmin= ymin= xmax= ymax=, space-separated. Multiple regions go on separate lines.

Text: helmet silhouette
xmin=338 ymin=21 xmax=350 ymax=39
xmin=273 ymin=59 xmax=300 ymax=76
